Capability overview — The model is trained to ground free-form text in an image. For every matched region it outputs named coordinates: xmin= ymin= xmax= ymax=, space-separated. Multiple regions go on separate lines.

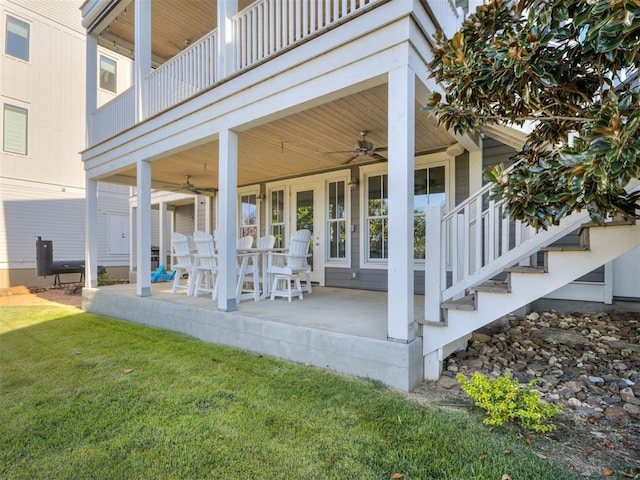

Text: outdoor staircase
xmin=420 ymin=178 xmax=640 ymax=379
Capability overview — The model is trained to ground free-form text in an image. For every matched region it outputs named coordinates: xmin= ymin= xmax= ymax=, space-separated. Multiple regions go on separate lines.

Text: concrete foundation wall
xmin=83 ymin=287 xmax=424 ymax=391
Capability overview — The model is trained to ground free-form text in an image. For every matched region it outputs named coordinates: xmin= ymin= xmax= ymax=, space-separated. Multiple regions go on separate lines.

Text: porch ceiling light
xmin=446 ymin=143 xmax=464 ymax=157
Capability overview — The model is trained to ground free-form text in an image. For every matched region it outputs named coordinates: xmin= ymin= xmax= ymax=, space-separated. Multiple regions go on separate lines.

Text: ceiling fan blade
xmin=342 ymin=154 xmax=360 ymax=165
xmin=374 ymin=146 xmax=388 ymax=152
xmin=372 ymin=153 xmax=388 ymax=162
xmin=325 ymin=150 xmax=356 ymax=155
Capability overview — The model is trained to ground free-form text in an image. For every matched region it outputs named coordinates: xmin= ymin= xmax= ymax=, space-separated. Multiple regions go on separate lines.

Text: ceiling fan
xmin=162 ymin=175 xmax=217 ymax=195
xmin=326 ymin=131 xmax=388 ymax=165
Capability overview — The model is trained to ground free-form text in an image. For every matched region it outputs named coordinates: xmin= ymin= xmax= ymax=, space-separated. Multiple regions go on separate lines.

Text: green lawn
xmin=0 ymin=305 xmax=579 ymax=479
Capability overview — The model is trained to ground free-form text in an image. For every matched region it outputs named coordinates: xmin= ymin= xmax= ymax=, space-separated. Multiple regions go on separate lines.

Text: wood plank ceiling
xmin=97 ymin=0 xmax=455 ymax=191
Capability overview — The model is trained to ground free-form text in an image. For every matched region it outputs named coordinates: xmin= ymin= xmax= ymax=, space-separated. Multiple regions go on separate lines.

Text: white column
xmin=217 ymin=128 xmax=238 ymax=312
xmin=387 ymin=65 xmax=416 ymax=342
xmin=85 ymin=178 xmax=99 ymax=288
xmin=159 ymin=202 xmax=168 ymax=267
xmin=85 ymin=35 xmax=97 ymax=147
xmin=468 ymin=136 xmax=483 ymax=194
xmin=134 ymin=0 xmax=152 ymax=121
xmin=129 ymin=204 xmax=137 ymax=276
xmin=136 ymin=160 xmax=152 ymax=297
xmin=216 ymin=0 xmax=238 ymax=81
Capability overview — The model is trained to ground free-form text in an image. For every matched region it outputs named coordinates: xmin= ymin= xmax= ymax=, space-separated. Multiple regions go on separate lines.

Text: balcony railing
xmin=91 ymin=86 xmax=136 ymax=145
xmin=147 ymin=30 xmax=218 ymax=117
xmin=89 ymin=0 xmax=460 ymax=146
xmin=233 ymin=0 xmax=378 ymax=70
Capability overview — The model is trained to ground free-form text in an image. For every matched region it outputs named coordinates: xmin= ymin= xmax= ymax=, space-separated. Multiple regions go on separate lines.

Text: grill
xmin=36 ymin=236 xmax=105 ymax=286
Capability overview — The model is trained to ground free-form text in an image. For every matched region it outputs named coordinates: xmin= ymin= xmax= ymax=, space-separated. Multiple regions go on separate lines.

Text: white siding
xmin=0 ymin=182 xmax=85 ymax=268
xmin=8 ymin=0 xmax=84 ymax=34
xmin=0 ymin=1 xmax=133 ymax=285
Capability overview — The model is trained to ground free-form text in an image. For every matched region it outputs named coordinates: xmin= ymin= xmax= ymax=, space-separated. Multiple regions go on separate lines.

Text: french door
xmin=290 ymin=183 xmax=324 ymax=285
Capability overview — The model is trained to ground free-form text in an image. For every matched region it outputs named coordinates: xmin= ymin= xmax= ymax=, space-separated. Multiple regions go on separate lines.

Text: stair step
xmin=474 ymin=280 xmax=510 ymax=293
xmin=504 ymin=265 xmax=547 ymax=274
xmin=579 ymin=218 xmax=636 ymax=235
xmin=442 ymin=294 xmax=476 ymax=311
xmin=541 ymin=245 xmax=589 ymax=252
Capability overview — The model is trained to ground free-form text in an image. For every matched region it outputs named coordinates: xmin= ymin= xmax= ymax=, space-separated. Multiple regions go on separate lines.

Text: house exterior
xmin=0 ymin=0 xmax=132 ymax=288
xmin=80 ymin=0 xmax=639 ymax=391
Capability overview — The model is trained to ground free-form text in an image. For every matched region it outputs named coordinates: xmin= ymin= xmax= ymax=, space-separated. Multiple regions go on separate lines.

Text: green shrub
xmin=97 ymin=272 xmax=122 ymax=286
xmin=456 ymin=372 xmax=562 ymax=433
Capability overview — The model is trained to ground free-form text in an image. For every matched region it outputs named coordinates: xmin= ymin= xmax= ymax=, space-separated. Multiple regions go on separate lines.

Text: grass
xmin=0 ymin=305 xmax=580 ymax=479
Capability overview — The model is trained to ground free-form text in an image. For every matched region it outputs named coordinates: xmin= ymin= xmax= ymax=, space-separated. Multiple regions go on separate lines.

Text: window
xmin=99 ymin=55 xmax=117 ymax=93
xmin=364 ymin=164 xmax=446 ymax=264
xmin=5 ymin=16 xmax=29 ymax=61
xmin=413 ymin=165 xmax=446 ymax=260
xmin=366 ymin=174 xmax=388 ymax=261
xmin=327 ymin=180 xmax=346 ymax=260
xmin=239 ymin=193 xmax=257 ymax=244
xmin=3 ymin=104 xmax=28 ymax=155
xmin=270 ymin=189 xmax=286 ymax=248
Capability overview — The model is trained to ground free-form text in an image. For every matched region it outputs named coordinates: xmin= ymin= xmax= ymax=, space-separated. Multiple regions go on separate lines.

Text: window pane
xmin=6 ymin=16 xmax=29 ymax=61
xmin=271 ymin=224 xmax=285 ymax=249
xmin=3 ymin=104 xmax=27 ymax=155
xmin=367 ymin=175 xmax=388 ymax=216
xmin=329 ymin=221 xmax=346 ymax=259
xmin=414 ymin=168 xmax=428 ymax=215
xmin=240 ymin=194 xmax=257 ymax=244
xmin=427 ymin=166 xmax=446 ymax=206
xmin=414 ymin=215 xmax=426 ymax=260
xmin=328 ymin=181 xmax=345 ymax=219
xmin=241 ymin=194 xmax=257 ymax=226
xmin=271 ymin=190 xmax=284 ymax=223
xmin=368 ymin=218 xmax=387 ymax=259
xmin=100 ymin=55 xmax=117 ymax=93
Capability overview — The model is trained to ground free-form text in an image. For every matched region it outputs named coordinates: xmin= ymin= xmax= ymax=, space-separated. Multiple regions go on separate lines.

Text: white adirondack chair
xmin=190 ymin=231 xmax=218 ymax=299
xmin=267 ymin=229 xmax=312 ymax=301
xmin=170 ymin=232 xmax=194 ymax=294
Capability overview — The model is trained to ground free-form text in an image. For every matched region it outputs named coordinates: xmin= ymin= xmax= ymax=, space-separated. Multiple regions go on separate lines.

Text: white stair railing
xmin=232 ymin=0 xmax=380 ymax=70
xmin=146 ymin=29 xmax=218 ymax=117
xmin=426 ymin=174 xmax=640 ymax=324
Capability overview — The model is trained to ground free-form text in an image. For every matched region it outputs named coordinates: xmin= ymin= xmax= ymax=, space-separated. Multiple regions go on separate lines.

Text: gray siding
xmin=455 ymin=152 xmax=469 ymax=205
xmin=482 ymin=137 xmax=517 ymax=174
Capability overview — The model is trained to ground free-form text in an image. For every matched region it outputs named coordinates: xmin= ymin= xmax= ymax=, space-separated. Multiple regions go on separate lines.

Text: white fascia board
xmin=82 ymin=4 xmax=414 ymax=159
xmin=83 ymin=28 xmax=414 ymax=176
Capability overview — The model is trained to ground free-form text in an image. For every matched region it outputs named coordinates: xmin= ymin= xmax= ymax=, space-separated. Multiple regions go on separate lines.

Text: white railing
xmin=425 ymin=175 xmax=640 ymax=324
xmin=233 ymin=0 xmax=380 ymax=69
xmin=424 ymin=0 xmax=462 ymax=39
xmin=146 ymin=29 xmax=218 ymax=117
xmin=91 ymin=86 xmax=136 ymax=144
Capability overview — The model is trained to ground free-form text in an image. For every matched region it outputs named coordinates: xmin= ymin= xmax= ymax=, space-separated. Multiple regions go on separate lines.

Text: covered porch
xmin=82 ymin=284 xmax=425 ymax=391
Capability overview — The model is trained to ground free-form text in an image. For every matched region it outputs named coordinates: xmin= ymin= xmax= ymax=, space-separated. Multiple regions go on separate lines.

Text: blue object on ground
xmin=151 ymin=265 xmax=176 ymax=282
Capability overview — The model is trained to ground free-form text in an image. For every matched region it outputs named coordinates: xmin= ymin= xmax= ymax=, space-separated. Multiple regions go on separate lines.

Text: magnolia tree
xmin=424 ymin=0 xmax=640 ymax=229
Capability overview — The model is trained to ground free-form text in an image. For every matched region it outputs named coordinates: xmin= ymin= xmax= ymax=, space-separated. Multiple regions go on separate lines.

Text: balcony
xmin=88 ymin=0 xmax=461 ymax=146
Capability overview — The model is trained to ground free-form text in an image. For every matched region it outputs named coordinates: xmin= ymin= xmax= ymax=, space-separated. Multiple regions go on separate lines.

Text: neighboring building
xmin=80 ymin=0 xmax=639 ymax=391
xmin=0 ymin=0 xmax=132 ymax=288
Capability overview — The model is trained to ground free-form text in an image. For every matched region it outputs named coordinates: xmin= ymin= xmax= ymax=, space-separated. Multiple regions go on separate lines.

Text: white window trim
xmin=266 ymin=170 xmax=351 ymax=267
xmin=324 ymin=174 xmax=351 ymax=268
xmin=359 ymin=152 xmax=453 ymax=270
xmin=1 ymin=97 xmax=30 ymax=157
xmin=99 ymin=53 xmax=118 ymax=93
xmin=4 ymin=13 xmax=31 ymax=64
xmin=237 ymin=185 xmax=260 ymax=241
xmin=265 ymin=184 xmax=289 ymax=248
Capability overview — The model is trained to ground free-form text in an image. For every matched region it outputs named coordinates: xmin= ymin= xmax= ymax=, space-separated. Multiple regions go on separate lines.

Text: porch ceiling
xmin=107 ymin=84 xmax=454 ymax=191
xmin=100 ymin=0 xmax=254 ymax=62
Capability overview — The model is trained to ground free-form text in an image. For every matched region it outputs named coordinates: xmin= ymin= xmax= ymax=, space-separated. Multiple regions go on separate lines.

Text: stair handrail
xmin=425 ymin=168 xmax=639 ymax=324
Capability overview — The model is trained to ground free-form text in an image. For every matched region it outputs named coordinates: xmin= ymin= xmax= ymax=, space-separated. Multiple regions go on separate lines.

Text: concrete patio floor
xmin=82 ymin=283 xmax=426 ymax=391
